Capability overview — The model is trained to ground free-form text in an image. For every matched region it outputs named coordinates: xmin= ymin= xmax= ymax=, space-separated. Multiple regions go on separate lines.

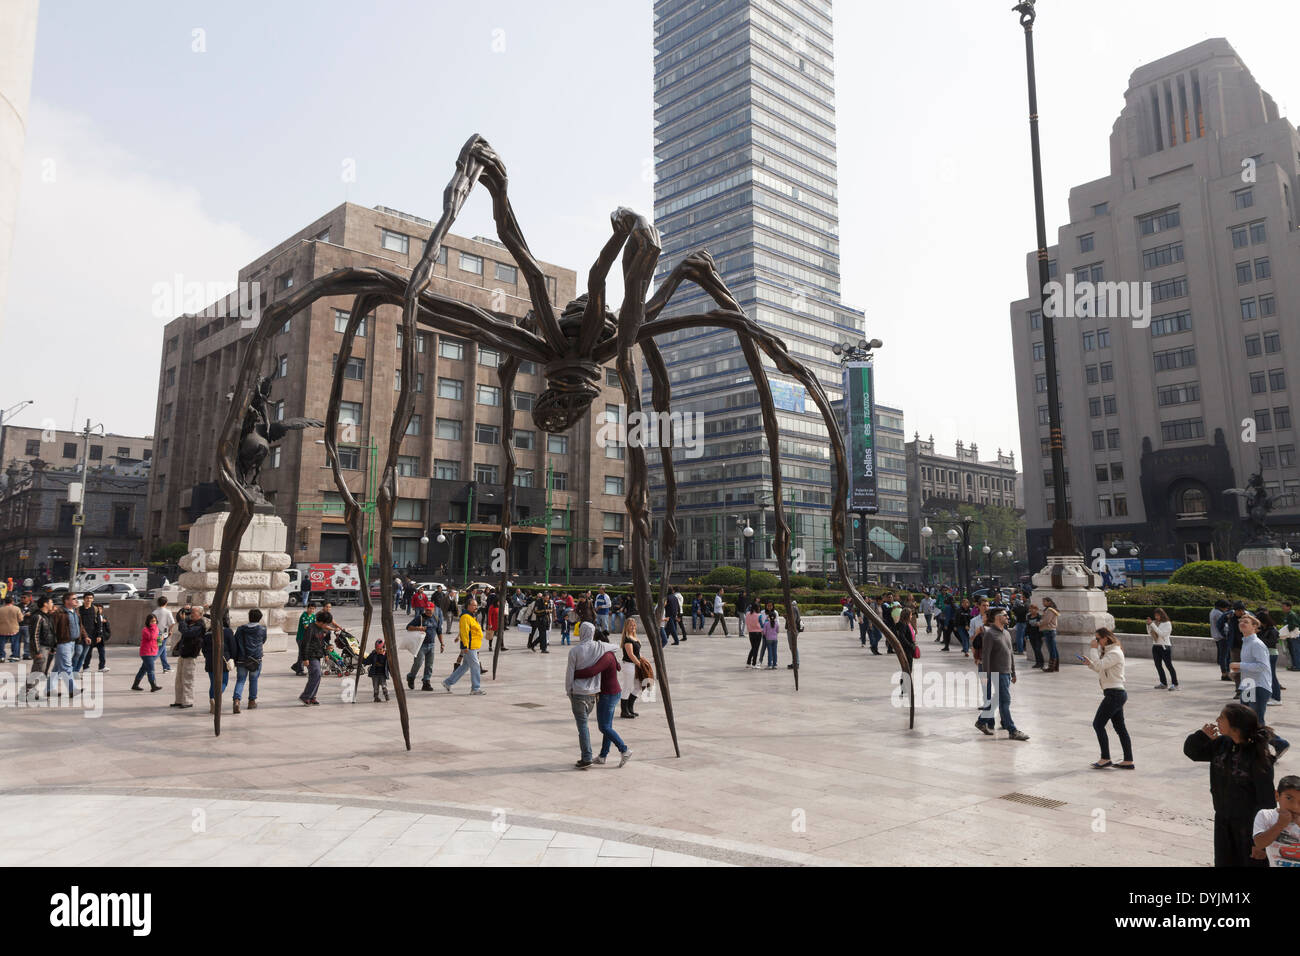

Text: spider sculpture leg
xmin=325 ymin=292 xmax=402 ymax=719
xmin=491 ymin=352 xmax=521 ymax=679
xmin=635 ymin=308 xmax=915 ymax=727
xmin=610 ymin=212 xmax=681 ymax=757
xmin=639 ymin=341 xmax=678 ymax=630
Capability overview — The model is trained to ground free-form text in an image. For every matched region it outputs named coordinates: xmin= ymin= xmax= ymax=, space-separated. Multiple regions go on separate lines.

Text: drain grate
xmin=513 ymin=702 xmax=544 ymax=709
xmin=999 ymin=792 xmax=1066 ymax=810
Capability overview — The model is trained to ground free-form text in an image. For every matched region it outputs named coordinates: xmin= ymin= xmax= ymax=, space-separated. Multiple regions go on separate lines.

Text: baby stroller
xmin=323 ymin=630 xmax=360 ymax=677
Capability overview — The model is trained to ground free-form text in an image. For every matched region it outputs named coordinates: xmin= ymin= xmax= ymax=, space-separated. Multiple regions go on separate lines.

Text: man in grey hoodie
xmin=565 ymin=621 xmax=605 ymax=769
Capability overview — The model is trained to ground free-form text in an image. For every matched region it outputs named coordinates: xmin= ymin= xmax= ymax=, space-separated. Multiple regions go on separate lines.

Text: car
xmin=89 ymin=582 xmax=140 ymax=601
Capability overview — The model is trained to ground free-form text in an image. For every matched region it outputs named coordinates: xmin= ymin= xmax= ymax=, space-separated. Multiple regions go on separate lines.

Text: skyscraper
xmin=1011 ymin=39 xmax=1300 ymax=568
xmin=650 ymin=0 xmax=876 ymax=574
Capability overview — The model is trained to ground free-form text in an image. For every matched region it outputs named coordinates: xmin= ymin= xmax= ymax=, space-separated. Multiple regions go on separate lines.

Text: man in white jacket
xmin=565 ymin=622 xmax=605 ymax=769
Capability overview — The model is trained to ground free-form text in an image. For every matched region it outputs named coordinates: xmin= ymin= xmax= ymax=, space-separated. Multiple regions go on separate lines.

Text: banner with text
xmin=844 ymin=359 xmax=877 ymax=514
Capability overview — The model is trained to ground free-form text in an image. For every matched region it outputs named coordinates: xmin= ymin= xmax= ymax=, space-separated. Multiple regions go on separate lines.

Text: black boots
xmin=421 ymin=681 xmax=434 ymax=692
xmin=620 ymin=698 xmax=638 ymax=718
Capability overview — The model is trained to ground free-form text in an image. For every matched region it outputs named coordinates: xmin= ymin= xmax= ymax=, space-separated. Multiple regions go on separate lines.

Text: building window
xmin=475 ymin=423 xmax=500 ymax=445
xmin=393 ymin=369 xmax=424 ymax=392
xmin=338 ymin=401 xmax=362 ymax=425
xmin=1032 ymin=342 xmax=1045 ymax=361
xmin=24 ymin=439 xmax=40 ymax=455
xmin=1038 ymin=405 xmax=1050 ymax=425
xmin=1179 ymin=488 xmax=1208 ymax=515
xmin=547 ymin=435 xmax=569 ymax=455
xmin=342 ymin=356 xmax=365 ymax=380
xmin=1114 ymin=495 xmax=1128 ymax=517
xmin=1150 ymin=310 xmax=1192 ymax=337
xmin=1091 ymin=430 xmax=1105 ymax=451
xmin=438 ymin=378 xmax=463 ymax=400
xmin=606 ymin=443 xmax=625 ymax=460
xmin=459 ymin=252 xmax=483 ymax=275
xmin=1082 ymin=332 xmax=1095 ymax=351
xmin=397 ymin=455 xmax=420 ymax=477
xmin=158 ymin=438 xmax=168 ymax=459
xmin=1100 ymin=362 xmax=1113 ymax=381
xmin=1241 ymin=298 xmax=1259 ymax=320
xmin=1098 ymin=497 xmax=1113 ymax=517
xmin=514 ymin=468 xmax=535 ymax=488
xmin=606 ymin=368 xmax=620 ymax=387
xmin=1280 ymin=445 xmax=1296 ymax=467
xmin=1270 ymin=369 xmax=1287 ymax=391
xmin=162 ymin=402 xmax=173 ymax=422
xmin=494 ymin=262 xmax=517 ymax=283
xmin=603 ymin=512 xmax=625 ymax=532
xmin=605 ymin=475 xmax=625 ymax=496
xmin=514 ymin=429 xmax=535 ymax=450
xmin=337 ymin=446 xmax=360 ymax=470
xmin=1143 ymin=241 xmax=1184 ymax=270
xmin=514 ymin=391 xmax=535 ymax=412
xmin=405 ymin=415 xmax=421 ymax=436
xmin=1234 ymin=188 xmax=1255 ymax=209
xmin=519 ymin=360 xmax=537 ymax=376
xmin=550 ymin=470 xmax=569 ymax=491
xmin=1085 ymin=365 xmax=1099 ymax=384
xmin=1264 ymin=331 xmax=1282 ymax=354
xmin=1255 ymin=257 xmax=1271 ymax=279
xmin=1260 ymin=295 xmax=1276 ymax=317
xmin=478 ymin=347 xmax=500 ymax=368
xmin=1138 ymin=207 xmax=1180 ymax=235
xmin=1237 ymin=262 xmax=1254 ymax=285
xmin=276 ymin=271 xmax=294 ymax=291
xmin=1260 ymin=447 xmax=1277 ymax=469
xmin=1251 ymin=221 xmax=1267 ymax=244
xmin=1246 ymin=334 xmax=1262 ymax=357
xmin=333 ymin=309 xmax=366 ymax=336
xmin=1089 ymin=397 xmax=1102 ymax=418
xmin=439 ymin=338 xmax=465 ymax=360
xmin=477 ymin=384 xmax=501 ymax=406
xmin=381 ymin=229 xmax=409 ymax=254
xmin=1250 ymin=372 xmax=1267 ymax=395
xmin=434 ymin=459 xmax=460 ymax=481
xmin=1078 ymin=233 xmax=1094 ymax=253
xmin=1103 ymin=395 xmax=1117 ymax=415
xmin=1161 ymin=418 xmax=1206 ymax=441
xmin=1107 ymin=429 xmax=1120 ymax=449
xmin=274 ymin=355 xmax=288 ymax=379
xmin=270 ymin=447 xmax=281 ymax=468
xmin=435 ymin=418 xmax=461 ymax=441
xmin=1151 ymin=276 xmax=1188 ymax=302
xmin=165 ymin=367 xmax=176 ymax=387
xmin=1092 ymin=202 xmax=1109 ymax=216
xmin=1153 ymin=347 xmax=1196 ymax=372
xmin=1111 ymin=462 xmax=1124 ymax=480
xmin=1097 ymin=328 xmax=1110 ymax=348
xmin=1276 ymin=406 xmax=1293 ymax=430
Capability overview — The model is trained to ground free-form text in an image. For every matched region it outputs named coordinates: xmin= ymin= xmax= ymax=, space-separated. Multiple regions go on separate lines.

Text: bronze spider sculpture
xmin=206 ymin=134 xmax=914 ymax=748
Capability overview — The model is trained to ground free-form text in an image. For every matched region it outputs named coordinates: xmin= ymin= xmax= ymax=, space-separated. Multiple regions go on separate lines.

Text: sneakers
xmin=975 ymin=721 xmax=994 ymax=736
xmin=574 ymin=759 xmax=593 ymax=770
xmin=1169 ymin=685 xmax=1179 ymax=691
xmin=470 ymin=689 xmax=486 ymax=695
xmin=440 ymin=682 xmax=452 ymax=693
xmin=618 ymin=750 xmax=632 ymax=768
xmin=1154 ymin=683 xmax=1168 ymax=690
xmin=1007 ymin=730 xmax=1030 ymax=741
xmin=1275 ymin=741 xmax=1290 ymax=762
xmin=593 ymin=756 xmax=606 ymax=765
xmin=421 ymin=681 xmax=433 ymax=692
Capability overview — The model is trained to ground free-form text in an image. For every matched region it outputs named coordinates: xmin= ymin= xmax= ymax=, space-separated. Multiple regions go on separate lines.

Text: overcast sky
xmin=7 ymin=0 xmax=1300 ymax=461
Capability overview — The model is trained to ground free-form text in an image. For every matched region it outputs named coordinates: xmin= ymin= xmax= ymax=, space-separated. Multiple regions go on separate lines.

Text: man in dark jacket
xmin=48 ymin=592 xmax=81 ymax=697
xmin=171 ymin=606 xmax=205 ymax=709
xmin=299 ymin=609 xmax=332 ymax=705
xmin=78 ymin=594 xmax=109 ymax=672
xmin=665 ymin=590 xmax=681 ymax=646
xmin=231 ymin=609 xmax=266 ymax=713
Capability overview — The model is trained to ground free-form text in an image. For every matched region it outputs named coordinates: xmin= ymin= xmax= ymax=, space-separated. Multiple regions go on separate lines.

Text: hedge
xmin=1113 ymin=618 xmax=1213 ymax=638
xmin=1169 ymin=561 xmax=1268 ymax=600
xmin=1258 ymin=565 xmax=1300 ymax=600
xmin=1107 ymin=584 xmax=1226 ymax=606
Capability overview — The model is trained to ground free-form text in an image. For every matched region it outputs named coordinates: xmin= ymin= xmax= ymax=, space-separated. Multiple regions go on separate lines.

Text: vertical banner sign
xmin=844 ymin=359 xmax=878 ymax=513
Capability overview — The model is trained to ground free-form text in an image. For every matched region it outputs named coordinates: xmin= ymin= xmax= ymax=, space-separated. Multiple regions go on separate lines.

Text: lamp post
xmin=946 ymin=528 xmax=959 ymax=590
xmin=982 ymin=542 xmax=991 ymax=583
xmin=833 ymin=337 xmax=882 ymax=587
xmin=920 ymin=523 xmax=933 ymax=588
xmin=67 ymin=418 xmax=104 ymax=591
xmin=1130 ymin=545 xmax=1143 ymax=587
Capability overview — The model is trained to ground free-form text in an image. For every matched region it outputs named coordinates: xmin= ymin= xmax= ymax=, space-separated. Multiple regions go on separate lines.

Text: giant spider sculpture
xmin=206 ymin=135 xmax=913 ymax=748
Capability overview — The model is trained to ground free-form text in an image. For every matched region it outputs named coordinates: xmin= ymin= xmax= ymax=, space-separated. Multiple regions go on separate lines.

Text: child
xmin=364 ymin=639 xmax=390 ymax=702
xmin=760 ymin=601 xmax=780 ymax=669
xmin=1253 ymin=775 xmax=1300 ymax=866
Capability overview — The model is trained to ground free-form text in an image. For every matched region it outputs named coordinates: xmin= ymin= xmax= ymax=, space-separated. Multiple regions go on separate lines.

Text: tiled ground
xmin=1 ymin=611 xmax=1292 ymax=865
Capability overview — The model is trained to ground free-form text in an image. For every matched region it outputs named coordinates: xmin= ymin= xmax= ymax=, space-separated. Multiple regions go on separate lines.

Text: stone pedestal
xmin=177 ymin=510 xmax=291 ymax=652
xmin=1236 ymin=546 xmax=1290 ymax=570
xmin=1031 ymin=555 xmax=1114 ymax=664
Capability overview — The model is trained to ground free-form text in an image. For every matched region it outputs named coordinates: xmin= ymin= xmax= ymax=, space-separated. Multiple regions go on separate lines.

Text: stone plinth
xmin=1031 ymin=555 xmax=1114 ymax=664
xmin=177 ymin=510 xmax=291 ymax=652
xmin=1237 ymin=546 xmax=1291 ymax=570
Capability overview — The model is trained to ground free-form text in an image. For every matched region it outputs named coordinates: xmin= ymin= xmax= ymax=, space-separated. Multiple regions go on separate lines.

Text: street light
xmin=920 ymin=524 xmax=933 ymax=588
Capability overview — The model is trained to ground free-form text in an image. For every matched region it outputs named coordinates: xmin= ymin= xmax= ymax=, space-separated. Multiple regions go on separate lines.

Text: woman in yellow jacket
xmin=441 ymin=595 xmax=486 ymax=695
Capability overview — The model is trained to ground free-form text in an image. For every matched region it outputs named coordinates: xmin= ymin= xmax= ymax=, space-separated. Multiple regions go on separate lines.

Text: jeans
xmin=444 ymin=647 xmax=481 ymax=691
xmin=1026 ymin=630 xmax=1044 ymax=666
xmin=3 ymin=631 xmax=19 ymax=659
xmin=70 ymin=642 xmax=88 ymax=671
xmin=693 ymin=610 xmax=704 ymax=630
xmin=859 ymin=618 xmax=869 ymax=647
xmin=708 ymin=613 xmax=728 ymax=636
xmin=301 ymin=659 xmax=322 ymax=701
xmin=233 ymin=662 xmax=260 ymax=701
xmin=48 ymin=642 xmax=76 ymax=696
xmin=747 ymin=632 xmax=763 ymax=665
xmin=134 ymin=654 xmax=157 ymax=687
xmin=1013 ymin=622 xmax=1026 ymax=653
xmin=157 ymin=632 xmax=170 ymax=670
xmin=208 ymin=667 xmax=229 ymax=700
xmin=1153 ymin=645 xmax=1178 ymax=686
xmin=665 ymin=617 xmax=679 ymax=644
xmin=1216 ymin=638 xmax=1232 ymax=674
xmin=407 ymin=642 xmax=434 ymax=683
xmin=596 ymin=612 xmax=610 ymax=632
xmin=977 ymin=671 xmax=1016 ymax=731
xmin=80 ymin=641 xmax=106 ymax=671
xmin=570 ymin=693 xmax=597 ymax=762
xmin=1041 ymin=629 xmax=1058 ymax=662
xmin=1093 ymin=688 xmax=1132 ymax=761
xmin=1270 ymin=655 xmax=1281 ymax=701
xmin=596 ymin=692 xmax=628 ymax=758
xmin=1248 ymin=692 xmax=1291 ymax=754
xmin=924 ymin=613 xmax=933 ymax=634
xmin=765 ymin=639 xmax=777 ymax=667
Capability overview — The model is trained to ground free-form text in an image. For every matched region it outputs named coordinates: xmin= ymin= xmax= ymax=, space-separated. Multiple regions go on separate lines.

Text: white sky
xmin=6 ymin=0 xmax=1300 ymax=462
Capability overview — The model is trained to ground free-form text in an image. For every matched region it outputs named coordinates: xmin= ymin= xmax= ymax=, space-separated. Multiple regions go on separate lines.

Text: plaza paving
xmin=1 ymin=610 xmax=1292 ymax=866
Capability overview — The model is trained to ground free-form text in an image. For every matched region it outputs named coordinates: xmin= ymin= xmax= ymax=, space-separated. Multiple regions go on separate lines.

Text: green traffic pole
xmin=463 ymin=484 xmax=472 ymax=587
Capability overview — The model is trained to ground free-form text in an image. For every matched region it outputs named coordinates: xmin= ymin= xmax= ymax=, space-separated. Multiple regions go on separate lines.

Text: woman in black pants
xmin=1085 ymin=627 xmax=1133 ymax=768
xmin=1024 ymin=603 xmax=1045 ymax=669
xmin=1147 ymin=608 xmax=1178 ymax=690
xmin=1184 ymin=702 xmax=1279 ymax=866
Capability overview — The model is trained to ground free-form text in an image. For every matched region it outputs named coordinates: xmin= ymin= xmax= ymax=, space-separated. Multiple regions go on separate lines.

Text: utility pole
xmin=67 ymin=419 xmax=96 ymax=590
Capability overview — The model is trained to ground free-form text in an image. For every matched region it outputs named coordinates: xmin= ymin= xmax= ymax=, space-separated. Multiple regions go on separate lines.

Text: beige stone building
xmin=1011 ymin=39 xmax=1300 ymax=568
xmin=147 ymin=202 xmax=630 ymax=580
xmin=0 ymin=425 xmax=152 ymax=477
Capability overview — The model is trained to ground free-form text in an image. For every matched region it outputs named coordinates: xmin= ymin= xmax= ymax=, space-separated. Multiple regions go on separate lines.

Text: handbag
xmin=223 ymin=657 xmax=233 ymax=672
xmin=913 ymin=644 xmax=921 ymax=659
xmin=242 ymin=657 xmax=261 ymax=672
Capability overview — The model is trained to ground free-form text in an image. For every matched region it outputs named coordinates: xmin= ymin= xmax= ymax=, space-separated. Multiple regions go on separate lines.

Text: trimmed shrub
xmin=1168 ymin=561 xmax=1268 ymax=600
xmin=1113 ymin=618 xmax=1213 ymax=638
xmin=788 ymin=574 xmax=823 ymax=590
xmin=1258 ymin=565 xmax=1300 ymax=600
xmin=1106 ymin=584 xmax=1227 ymax=606
xmin=703 ymin=566 xmax=748 ymax=587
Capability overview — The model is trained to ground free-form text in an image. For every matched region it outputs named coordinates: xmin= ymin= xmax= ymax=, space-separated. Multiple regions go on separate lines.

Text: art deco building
xmin=1011 ymin=39 xmax=1300 ymax=568
xmin=147 ymin=202 xmax=629 ymax=579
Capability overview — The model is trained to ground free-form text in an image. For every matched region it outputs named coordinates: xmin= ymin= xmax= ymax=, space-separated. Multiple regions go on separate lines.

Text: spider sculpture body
xmin=206 ymin=135 xmax=913 ymax=747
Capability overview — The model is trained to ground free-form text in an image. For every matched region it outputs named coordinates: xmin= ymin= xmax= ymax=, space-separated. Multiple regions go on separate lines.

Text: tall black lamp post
xmin=1014 ymin=0 xmax=1076 ymax=559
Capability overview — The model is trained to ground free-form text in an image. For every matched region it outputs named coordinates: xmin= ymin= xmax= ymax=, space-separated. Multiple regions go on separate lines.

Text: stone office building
xmin=1011 ymin=40 xmax=1300 ymax=568
xmin=147 ymin=202 xmax=630 ymax=579
xmin=0 ymin=424 xmax=152 ymax=483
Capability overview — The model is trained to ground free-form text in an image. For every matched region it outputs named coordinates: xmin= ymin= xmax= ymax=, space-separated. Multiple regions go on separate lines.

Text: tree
xmin=151 ymin=541 xmax=188 ymax=564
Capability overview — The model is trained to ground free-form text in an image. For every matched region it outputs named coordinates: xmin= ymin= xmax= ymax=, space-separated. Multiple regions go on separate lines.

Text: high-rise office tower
xmin=650 ymin=0 xmax=883 ymax=574
xmin=1011 ymin=39 xmax=1300 ymax=568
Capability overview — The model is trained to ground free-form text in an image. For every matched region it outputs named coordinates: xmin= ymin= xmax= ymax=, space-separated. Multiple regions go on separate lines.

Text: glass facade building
xmin=649 ymin=0 xmax=867 ymax=573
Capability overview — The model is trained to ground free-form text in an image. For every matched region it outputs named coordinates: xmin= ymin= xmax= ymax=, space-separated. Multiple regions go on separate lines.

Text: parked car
xmin=88 ymin=582 xmax=140 ymax=601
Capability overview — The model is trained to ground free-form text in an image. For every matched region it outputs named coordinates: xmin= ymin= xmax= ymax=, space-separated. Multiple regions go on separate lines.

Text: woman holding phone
xmin=1085 ymin=627 xmax=1133 ymax=769
xmin=1147 ymin=608 xmax=1178 ymax=690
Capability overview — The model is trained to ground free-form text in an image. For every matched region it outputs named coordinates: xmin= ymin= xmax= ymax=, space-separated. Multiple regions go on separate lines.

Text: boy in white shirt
xmin=1253 ymin=775 xmax=1300 ymax=866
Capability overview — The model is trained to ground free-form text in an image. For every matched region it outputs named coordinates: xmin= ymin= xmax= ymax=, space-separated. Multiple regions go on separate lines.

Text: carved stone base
xmin=178 ymin=510 xmax=291 ymax=652
xmin=1236 ymin=547 xmax=1291 ymax=571
xmin=1031 ymin=555 xmax=1114 ymax=664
